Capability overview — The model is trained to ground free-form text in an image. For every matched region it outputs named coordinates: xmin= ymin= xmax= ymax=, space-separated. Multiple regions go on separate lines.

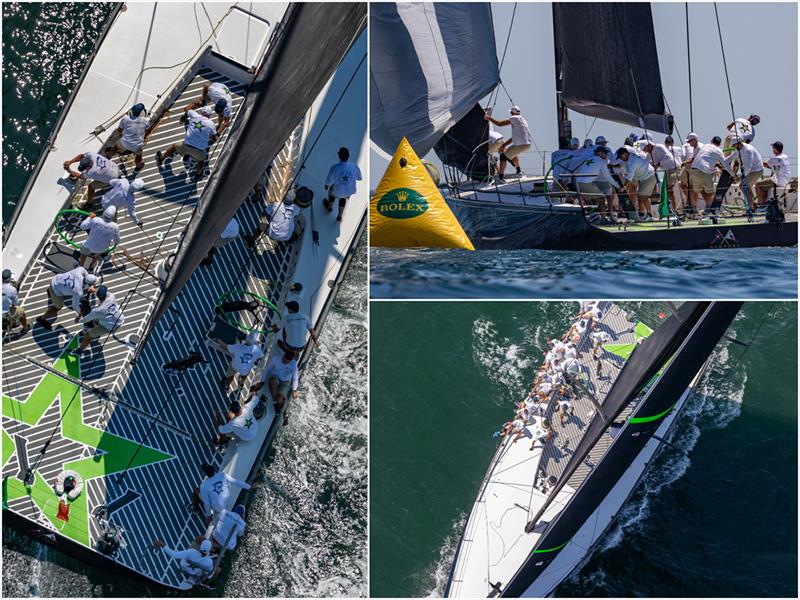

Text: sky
xmin=370 ymin=1 xmax=798 ymax=183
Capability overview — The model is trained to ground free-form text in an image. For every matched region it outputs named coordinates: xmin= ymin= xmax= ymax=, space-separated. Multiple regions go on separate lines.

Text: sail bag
xmin=370 ymin=137 xmax=474 ymax=250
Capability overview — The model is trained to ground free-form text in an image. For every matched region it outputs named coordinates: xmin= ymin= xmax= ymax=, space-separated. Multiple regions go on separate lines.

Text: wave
xmin=421 ymin=514 xmax=467 ymax=598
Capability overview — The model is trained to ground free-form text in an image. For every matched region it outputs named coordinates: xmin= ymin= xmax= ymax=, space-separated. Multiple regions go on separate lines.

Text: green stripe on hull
xmin=629 ymin=403 xmax=677 ymax=424
xmin=532 ymin=540 xmax=569 ymax=553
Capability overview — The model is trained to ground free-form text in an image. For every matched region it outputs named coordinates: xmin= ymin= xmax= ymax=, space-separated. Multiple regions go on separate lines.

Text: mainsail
xmin=146 ymin=2 xmax=366 ymax=334
xmin=370 ymin=2 xmax=499 ymax=159
xmin=553 ymin=2 xmax=673 ymax=133
xmin=505 ymin=302 xmax=742 ymax=597
xmin=525 ymin=301 xmax=705 ymax=531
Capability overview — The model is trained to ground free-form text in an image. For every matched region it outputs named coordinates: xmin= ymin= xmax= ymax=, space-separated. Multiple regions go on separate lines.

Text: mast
xmin=552 ymin=5 xmax=571 ymax=150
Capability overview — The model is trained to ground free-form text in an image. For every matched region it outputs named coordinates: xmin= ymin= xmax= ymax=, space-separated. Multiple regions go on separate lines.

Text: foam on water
xmin=472 ymin=317 xmax=533 ymax=405
xmin=420 ymin=514 xmax=466 ymax=598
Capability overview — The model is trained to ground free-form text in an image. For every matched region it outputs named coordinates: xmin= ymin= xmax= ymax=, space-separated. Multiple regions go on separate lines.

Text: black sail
xmin=525 ymin=301 xmax=703 ymax=531
xmin=145 ymin=3 xmax=366 ymax=334
xmin=504 ymin=301 xmax=742 ymax=597
xmin=433 ymin=103 xmax=492 ymax=180
xmin=553 ymin=2 xmax=673 ymax=133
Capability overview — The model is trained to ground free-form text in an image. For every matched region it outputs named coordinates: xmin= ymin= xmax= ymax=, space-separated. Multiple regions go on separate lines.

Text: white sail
xmin=370 ymin=2 xmax=499 ymax=157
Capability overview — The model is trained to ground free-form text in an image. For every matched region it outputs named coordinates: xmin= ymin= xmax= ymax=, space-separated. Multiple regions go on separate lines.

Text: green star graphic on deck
xmin=2 ymin=338 xmax=173 ymax=547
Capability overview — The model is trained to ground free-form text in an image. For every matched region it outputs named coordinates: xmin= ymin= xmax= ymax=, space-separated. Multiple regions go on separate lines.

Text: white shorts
xmin=503 ymin=144 xmax=531 ymax=160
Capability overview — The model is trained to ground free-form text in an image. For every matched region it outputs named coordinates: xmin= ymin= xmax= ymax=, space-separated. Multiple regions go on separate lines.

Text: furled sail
xmin=433 ymin=103 xmax=492 ymax=180
xmin=370 ymin=2 xmax=500 ymax=158
xmin=553 ymin=2 xmax=673 ymax=133
xmin=525 ymin=300 xmax=705 ymax=532
xmin=506 ymin=302 xmax=741 ymax=597
xmin=145 ymin=3 xmax=366 ymax=334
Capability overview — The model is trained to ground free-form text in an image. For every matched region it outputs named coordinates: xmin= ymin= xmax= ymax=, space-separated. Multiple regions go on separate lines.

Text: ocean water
xmin=370 ymin=247 xmax=798 ymax=300
xmin=370 ymin=301 xmax=797 ymax=597
xmin=2 ymin=4 xmax=367 ymax=597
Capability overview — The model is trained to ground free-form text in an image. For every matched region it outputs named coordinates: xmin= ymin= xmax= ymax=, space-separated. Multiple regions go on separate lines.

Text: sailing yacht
xmin=445 ymin=301 xmax=742 ymax=597
xmin=2 ymin=3 xmax=366 ymax=590
xmin=370 ymin=3 xmax=797 ymax=251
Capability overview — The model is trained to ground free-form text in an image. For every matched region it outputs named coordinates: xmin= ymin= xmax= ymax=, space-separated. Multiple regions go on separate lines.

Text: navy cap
xmin=96 ymin=285 xmax=108 ymax=300
xmin=131 ymin=103 xmax=145 ymax=116
xmin=214 ymin=98 xmax=228 ymax=113
xmin=78 ymin=156 xmax=93 ymax=171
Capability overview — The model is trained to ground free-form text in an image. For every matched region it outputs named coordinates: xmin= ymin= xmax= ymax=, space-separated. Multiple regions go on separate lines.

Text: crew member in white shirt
xmin=573 ymin=146 xmax=620 ymax=220
xmin=616 ymin=147 xmax=657 ymax=220
xmin=724 ymin=114 xmax=759 ymax=149
xmin=153 ymin=538 xmax=214 ymax=580
xmin=36 ymin=266 xmax=99 ymax=330
xmin=214 ymin=400 xmax=258 ymax=444
xmin=201 ymin=217 xmax=240 ymax=266
xmin=324 ymin=147 xmax=362 ymax=223
xmin=102 ymin=178 xmax=144 ymax=226
xmin=249 ymin=350 xmax=299 ymax=413
xmin=724 ymin=140 xmax=763 ymax=209
xmin=272 ymin=300 xmax=319 ymax=357
xmin=214 ymin=331 xmax=265 ymax=390
xmin=192 ymin=463 xmax=251 ymax=525
xmin=75 ymin=285 xmax=125 ymax=353
xmin=550 ymin=137 xmax=581 ymax=192
xmin=2 ymin=270 xmax=28 ymax=334
xmin=78 ymin=206 xmax=121 ymax=271
xmin=105 ymin=103 xmax=149 ymax=171
xmin=210 ymin=505 xmax=246 ymax=551
xmin=756 ymin=141 xmax=793 ymax=204
xmin=686 ymin=136 xmax=726 ymax=210
xmin=201 ymin=81 xmax=234 ymax=134
xmin=63 ymin=151 xmax=121 ymax=206
xmin=485 ymin=106 xmax=532 ymax=179
xmin=485 ymin=108 xmax=505 ymax=154
xmin=155 ymin=103 xmax=218 ymax=178
xmin=643 ymin=140 xmax=680 ymax=213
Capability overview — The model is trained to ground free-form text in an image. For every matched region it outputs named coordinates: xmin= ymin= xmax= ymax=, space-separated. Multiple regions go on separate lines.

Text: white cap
xmin=685 ymin=132 xmax=699 ymax=142
xmin=594 ymin=135 xmax=607 ymax=144
xmin=131 ymin=178 xmax=145 ymax=191
xmin=570 ymin=137 xmax=580 ymax=148
xmin=510 ymin=105 xmax=521 ymax=114
xmin=197 ymin=105 xmax=214 ymax=117
xmin=84 ymin=274 xmax=99 ymax=286
xmin=246 ymin=331 xmax=259 ymax=345
xmin=199 ymin=539 xmax=212 ymax=554
xmin=583 ymin=138 xmax=593 ymax=147
xmin=103 ymin=205 xmax=117 ymax=221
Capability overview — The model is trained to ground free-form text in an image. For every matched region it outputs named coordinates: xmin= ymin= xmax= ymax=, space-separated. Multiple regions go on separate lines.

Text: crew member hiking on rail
xmin=36 ymin=266 xmax=99 ymax=330
xmin=249 ymin=349 xmax=300 ymax=413
xmin=2 ymin=269 xmax=28 ymax=336
xmin=244 ymin=188 xmax=301 ymax=248
xmin=213 ymin=331 xmax=265 ymax=391
xmin=756 ymin=141 xmax=793 ymax=205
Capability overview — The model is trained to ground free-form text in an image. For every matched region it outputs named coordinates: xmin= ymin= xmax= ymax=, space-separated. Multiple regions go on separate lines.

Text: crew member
xmin=213 ymin=330 xmax=265 ymax=391
xmin=685 ymin=137 xmax=726 ymax=211
xmin=192 ymin=463 xmax=251 ymax=524
xmin=155 ymin=104 xmax=217 ymax=178
xmin=249 ymin=350 xmax=299 ymax=413
xmin=724 ymin=140 xmax=763 ymax=209
xmin=201 ymin=217 xmax=239 ymax=266
xmin=616 ymin=147 xmax=657 ymax=220
xmin=725 ymin=114 xmax=759 ymax=148
xmin=74 ymin=285 xmax=125 ymax=354
xmin=756 ymin=141 xmax=793 ymax=204
xmin=63 ymin=151 xmax=120 ymax=206
xmin=153 ymin=538 xmax=214 ymax=580
xmin=272 ymin=301 xmax=319 ymax=358
xmin=2 ymin=269 xmax=28 ymax=335
xmin=105 ymin=103 xmax=149 ymax=171
xmin=102 ymin=178 xmax=144 ymax=226
xmin=210 ymin=505 xmax=246 ymax=551
xmin=323 ymin=147 xmax=362 ymax=223
xmin=213 ymin=400 xmax=258 ymax=444
xmin=36 ymin=266 xmax=99 ymax=330
xmin=484 ymin=106 xmax=532 ymax=179
xmin=78 ymin=206 xmax=121 ymax=271
xmin=643 ymin=140 xmax=680 ymax=213
xmin=244 ymin=189 xmax=301 ymax=248
xmin=201 ymin=81 xmax=233 ymax=134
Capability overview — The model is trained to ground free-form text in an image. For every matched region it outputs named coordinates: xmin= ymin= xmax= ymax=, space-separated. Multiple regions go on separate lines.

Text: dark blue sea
xmin=370 ymin=247 xmax=797 ymax=299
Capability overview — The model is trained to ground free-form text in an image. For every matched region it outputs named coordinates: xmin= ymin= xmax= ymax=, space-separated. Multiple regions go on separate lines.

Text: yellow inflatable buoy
xmin=370 ymin=138 xmax=475 ymax=250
